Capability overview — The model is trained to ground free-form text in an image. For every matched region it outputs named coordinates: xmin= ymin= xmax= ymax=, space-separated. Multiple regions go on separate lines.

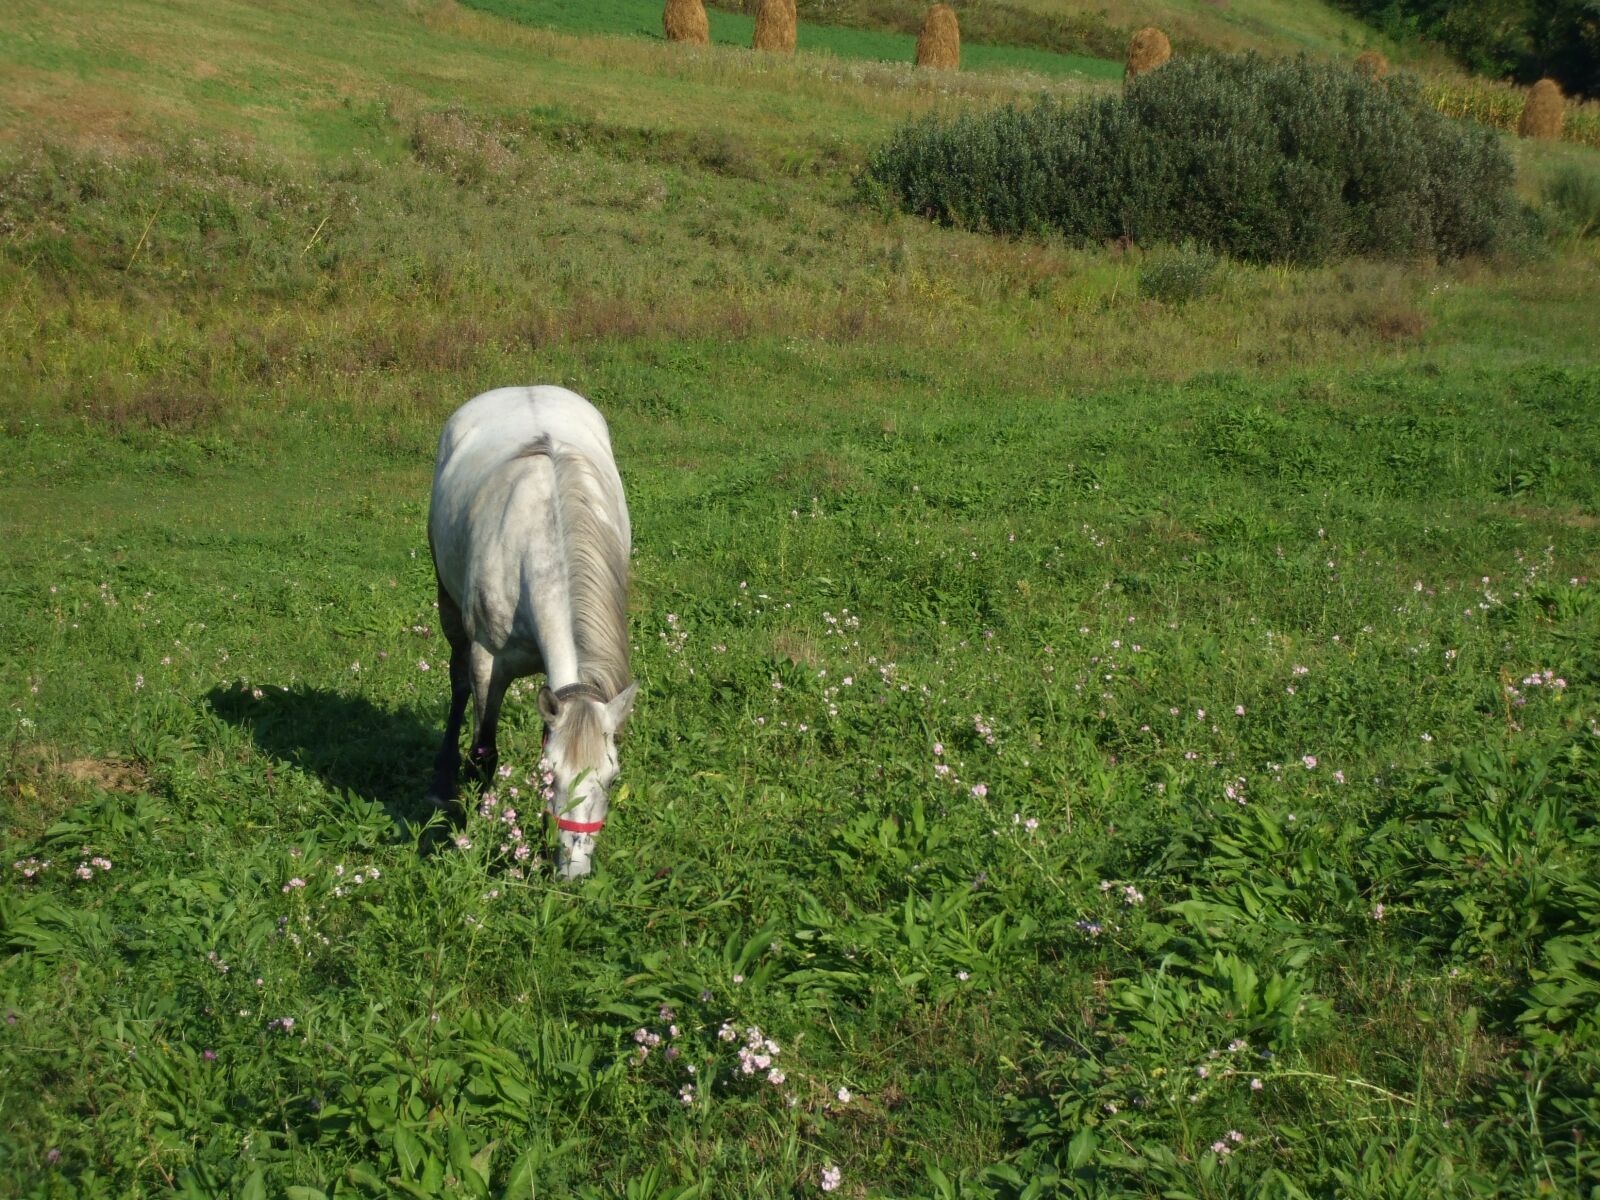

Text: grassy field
xmin=3 ymin=0 xmax=1600 ymax=1197
xmin=462 ymin=0 xmax=1124 ymax=79
xmin=750 ymin=0 xmax=1397 ymax=60
xmin=1024 ymin=0 xmax=1384 ymax=55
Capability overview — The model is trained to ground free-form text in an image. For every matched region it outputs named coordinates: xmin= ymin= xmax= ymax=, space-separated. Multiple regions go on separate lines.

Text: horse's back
xmin=429 ymin=387 xmax=628 ymax=638
xmin=435 ymin=386 xmax=615 ymax=471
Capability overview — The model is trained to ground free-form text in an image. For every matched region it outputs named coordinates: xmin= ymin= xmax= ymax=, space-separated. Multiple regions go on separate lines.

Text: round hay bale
xmin=915 ymin=4 xmax=960 ymax=71
xmin=663 ymin=0 xmax=710 ymax=46
xmin=1519 ymin=78 xmax=1565 ymax=140
xmin=752 ymin=0 xmax=796 ymax=53
xmin=1354 ymin=49 xmax=1389 ymax=80
xmin=1125 ymin=27 xmax=1171 ymax=81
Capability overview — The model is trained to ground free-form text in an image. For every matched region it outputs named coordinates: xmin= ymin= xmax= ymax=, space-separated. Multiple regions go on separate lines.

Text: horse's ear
xmin=538 ymin=686 xmax=560 ymax=724
xmin=605 ymin=683 xmax=638 ymax=732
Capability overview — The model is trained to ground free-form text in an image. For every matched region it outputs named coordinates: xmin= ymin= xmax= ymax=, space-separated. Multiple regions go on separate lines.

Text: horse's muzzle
xmin=556 ymin=830 xmax=597 ymax=878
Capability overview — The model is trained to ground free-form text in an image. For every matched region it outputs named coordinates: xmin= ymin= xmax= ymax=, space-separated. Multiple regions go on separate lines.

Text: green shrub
xmin=865 ymin=54 xmax=1523 ymax=263
xmin=1139 ymin=243 xmax=1221 ymax=303
xmin=1542 ymin=163 xmax=1600 ymax=238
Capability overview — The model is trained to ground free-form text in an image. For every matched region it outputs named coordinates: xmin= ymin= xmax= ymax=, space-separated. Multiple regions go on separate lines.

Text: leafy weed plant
xmin=1138 ymin=244 xmax=1222 ymax=305
xmin=1542 ymin=162 xmax=1600 ymax=239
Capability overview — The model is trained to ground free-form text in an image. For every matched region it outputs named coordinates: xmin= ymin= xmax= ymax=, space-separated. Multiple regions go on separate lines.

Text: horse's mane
xmin=528 ymin=438 xmax=631 ymax=706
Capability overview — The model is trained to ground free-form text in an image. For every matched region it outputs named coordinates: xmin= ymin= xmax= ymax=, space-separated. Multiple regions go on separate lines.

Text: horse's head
xmin=538 ymin=683 xmax=637 ymax=878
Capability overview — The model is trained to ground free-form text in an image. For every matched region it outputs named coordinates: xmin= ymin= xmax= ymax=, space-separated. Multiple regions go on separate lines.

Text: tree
xmin=1335 ymin=0 xmax=1600 ymax=98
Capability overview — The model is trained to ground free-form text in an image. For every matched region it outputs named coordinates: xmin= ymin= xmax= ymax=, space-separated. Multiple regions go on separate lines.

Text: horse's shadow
xmin=206 ymin=684 xmax=446 ymax=836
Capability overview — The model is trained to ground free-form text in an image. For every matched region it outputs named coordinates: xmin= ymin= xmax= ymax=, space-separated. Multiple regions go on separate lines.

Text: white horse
xmin=428 ymin=386 xmax=637 ymax=878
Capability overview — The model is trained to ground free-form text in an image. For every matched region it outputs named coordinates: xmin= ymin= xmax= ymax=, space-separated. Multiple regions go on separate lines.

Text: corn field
xmin=1422 ymin=75 xmax=1600 ymax=149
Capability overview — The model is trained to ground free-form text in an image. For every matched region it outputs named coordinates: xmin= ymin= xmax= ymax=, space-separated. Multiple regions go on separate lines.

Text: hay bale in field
xmin=915 ymin=4 xmax=960 ymax=71
xmin=664 ymin=0 xmax=710 ymax=45
xmin=1125 ymin=27 xmax=1171 ymax=82
xmin=1519 ymin=78 xmax=1565 ymax=140
xmin=752 ymin=0 xmax=796 ymax=53
xmin=1354 ymin=49 xmax=1389 ymax=80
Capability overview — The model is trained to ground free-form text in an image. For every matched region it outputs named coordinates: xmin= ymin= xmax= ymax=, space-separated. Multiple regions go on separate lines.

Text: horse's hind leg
xmin=429 ymin=584 xmax=471 ymax=809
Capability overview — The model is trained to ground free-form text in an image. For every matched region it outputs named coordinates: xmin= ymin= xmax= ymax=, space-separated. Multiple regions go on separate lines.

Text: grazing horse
xmin=428 ymin=386 xmax=636 ymax=878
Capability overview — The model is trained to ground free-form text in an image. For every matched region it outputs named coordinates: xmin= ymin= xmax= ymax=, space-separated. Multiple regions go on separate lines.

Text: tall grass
xmin=1542 ymin=162 xmax=1600 ymax=239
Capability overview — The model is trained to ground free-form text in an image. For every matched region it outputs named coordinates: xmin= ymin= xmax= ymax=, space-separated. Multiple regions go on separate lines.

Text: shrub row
xmin=865 ymin=54 xmax=1526 ymax=263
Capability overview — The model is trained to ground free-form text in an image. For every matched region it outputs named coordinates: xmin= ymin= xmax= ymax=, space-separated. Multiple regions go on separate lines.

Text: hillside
xmin=1002 ymin=0 xmax=1387 ymax=54
xmin=772 ymin=0 xmax=1399 ymax=58
xmin=449 ymin=0 xmax=1600 ymax=147
xmin=456 ymin=0 xmax=1125 ymax=78
xmin=0 ymin=0 xmax=1105 ymax=161
xmin=456 ymin=0 xmax=1398 ymax=74
xmin=2 ymin=0 xmax=1599 ymax=1197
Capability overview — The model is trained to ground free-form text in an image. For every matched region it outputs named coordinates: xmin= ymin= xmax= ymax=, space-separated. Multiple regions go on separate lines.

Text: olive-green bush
xmin=865 ymin=54 xmax=1523 ymax=263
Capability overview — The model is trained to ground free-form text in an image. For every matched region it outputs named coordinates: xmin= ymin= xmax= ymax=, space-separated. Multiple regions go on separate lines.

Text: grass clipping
xmin=1126 ymin=27 xmax=1171 ymax=81
xmin=1520 ymin=79 xmax=1565 ymax=140
xmin=915 ymin=4 xmax=959 ymax=70
xmin=752 ymin=0 xmax=796 ymax=53
xmin=664 ymin=0 xmax=710 ymax=45
xmin=1354 ymin=50 xmax=1390 ymax=80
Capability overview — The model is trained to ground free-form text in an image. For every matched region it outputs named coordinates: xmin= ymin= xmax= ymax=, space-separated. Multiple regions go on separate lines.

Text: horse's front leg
xmin=430 ymin=641 xmax=471 ymax=807
xmin=467 ymin=650 xmax=509 ymax=791
xmin=430 ymin=586 xmax=471 ymax=809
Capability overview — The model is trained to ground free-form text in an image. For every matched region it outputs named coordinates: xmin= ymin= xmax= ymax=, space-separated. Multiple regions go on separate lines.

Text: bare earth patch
xmin=60 ymin=757 xmax=146 ymax=793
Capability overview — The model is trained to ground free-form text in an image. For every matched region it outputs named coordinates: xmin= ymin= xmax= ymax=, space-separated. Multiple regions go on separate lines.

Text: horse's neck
xmin=557 ymin=469 xmax=629 ymax=698
xmin=519 ymin=551 xmax=579 ymax=689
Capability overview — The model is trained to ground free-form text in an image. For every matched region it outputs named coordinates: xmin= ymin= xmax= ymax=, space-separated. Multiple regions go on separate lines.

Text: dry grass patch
xmin=1501 ymin=504 xmax=1600 ymax=531
xmin=2 ymin=747 xmax=147 ymax=840
xmin=406 ymin=107 xmax=515 ymax=184
xmin=0 ymin=72 xmax=174 ymax=153
xmin=1371 ymin=307 xmax=1428 ymax=342
xmin=61 ymin=758 xmax=147 ymax=793
xmin=1354 ymin=49 xmax=1389 ymax=80
xmin=771 ymin=631 xmax=822 ymax=669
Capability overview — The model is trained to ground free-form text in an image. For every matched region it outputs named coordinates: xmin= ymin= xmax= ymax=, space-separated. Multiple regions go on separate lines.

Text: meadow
xmin=459 ymin=0 xmax=1123 ymax=79
xmin=2 ymin=0 xmax=1600 ymax=1197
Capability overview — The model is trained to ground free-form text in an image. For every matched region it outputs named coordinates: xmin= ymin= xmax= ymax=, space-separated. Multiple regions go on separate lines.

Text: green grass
xmin=2 ymin=0 xmax=1600 ymax=1197
xmin=717 ymin=0 xmax=1398 ymax=66
xmin=1043 ymin=0 xmax=1393 ymax=56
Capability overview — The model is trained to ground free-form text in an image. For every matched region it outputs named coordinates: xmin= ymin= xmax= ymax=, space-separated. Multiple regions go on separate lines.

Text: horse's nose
xmin=557 ymin=830 xmax=597 ymax=878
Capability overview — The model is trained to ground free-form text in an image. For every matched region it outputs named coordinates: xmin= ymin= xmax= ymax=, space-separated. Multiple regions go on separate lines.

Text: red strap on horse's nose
xmin=541 ymin=728 xmax=603 ymax=833
xmin=556 ymin=817 xmax=605 ymax=835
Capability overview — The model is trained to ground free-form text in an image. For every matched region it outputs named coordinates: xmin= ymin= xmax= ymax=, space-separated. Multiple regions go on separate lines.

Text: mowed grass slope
xmin=975 ymin=0 xmax=1392 ymax=57
xmin=2 ymin=0 xmax=1600 ymax=1197
xmin=2 ymin=0 xmax=1090 ymax=160
xmin=457 ymin=0 xmax=1124 ymax=79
